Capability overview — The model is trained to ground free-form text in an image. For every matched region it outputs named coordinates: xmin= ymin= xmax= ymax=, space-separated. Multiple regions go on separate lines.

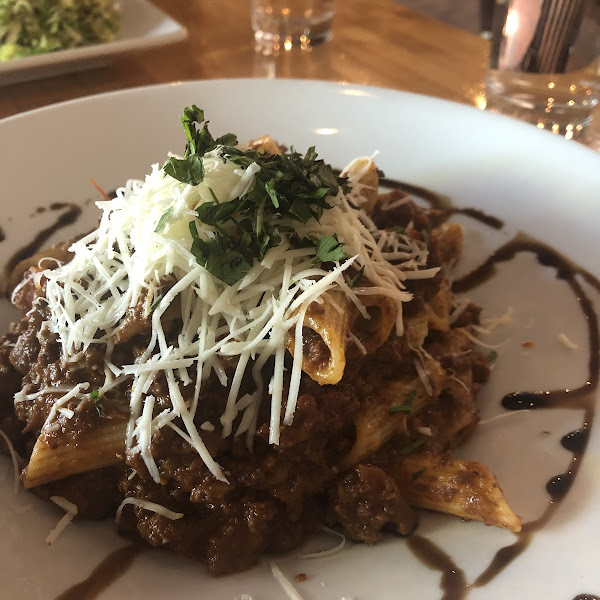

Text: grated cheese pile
xmin=41 ymin=145 xmax=437 ymax=482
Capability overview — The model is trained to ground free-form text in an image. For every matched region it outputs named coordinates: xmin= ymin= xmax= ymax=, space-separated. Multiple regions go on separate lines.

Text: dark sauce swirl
xmin=388 ymin=182 xmax=599 ymax=599
xmin=407 ymin=535 xmax=468 ymax=600
xmin=3 ymin=202 xmax=82 ymax=282
xmin=55 ymin=544 xmax=142 ymax=600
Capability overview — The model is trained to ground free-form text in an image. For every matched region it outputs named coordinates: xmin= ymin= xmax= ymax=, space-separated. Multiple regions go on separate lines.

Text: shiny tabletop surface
xmin=0 ymin=0 xmax=487 ymax=114
xmin=0 ymin=0 xmax=598 ymax=149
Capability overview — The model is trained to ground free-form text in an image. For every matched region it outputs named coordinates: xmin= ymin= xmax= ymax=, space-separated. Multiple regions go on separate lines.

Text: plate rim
xmin=2 ymin=77 xmax=599 ymax=164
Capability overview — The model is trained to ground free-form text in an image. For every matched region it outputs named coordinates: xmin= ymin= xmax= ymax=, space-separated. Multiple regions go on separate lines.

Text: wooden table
xmin=0 ymin=0 xmax=597 ymax=148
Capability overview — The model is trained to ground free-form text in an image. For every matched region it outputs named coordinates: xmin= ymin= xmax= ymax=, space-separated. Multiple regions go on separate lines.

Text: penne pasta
xmin=22 ymin=419 xmax=126 ymax=489
xmin=341 ymin=373 xmax=440 ymax=469
xmin=286 ymin=290 xmax=351 ymax=385
xmin=348 ymin=293 xmax=397 ymax=354
xmin=391 ymin=452 xmax=522 ymax=532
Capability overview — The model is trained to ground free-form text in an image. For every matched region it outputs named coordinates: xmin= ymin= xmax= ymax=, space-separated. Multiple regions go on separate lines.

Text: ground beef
xmin=327 ymin=464 xmax=417 ymax=543
xmin=0 ymin=207 xmax=494 ymax=576
xmin=32 ymin=466 xmax=123 ymax=519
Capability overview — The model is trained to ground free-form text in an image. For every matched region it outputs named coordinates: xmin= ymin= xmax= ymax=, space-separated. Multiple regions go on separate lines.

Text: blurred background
xmin=392 ymin=0 xmax=493 ymax=35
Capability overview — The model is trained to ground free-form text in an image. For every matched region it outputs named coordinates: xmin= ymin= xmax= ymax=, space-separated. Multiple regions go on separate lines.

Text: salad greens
xmin=0 ymin=0 xmax=120 ymax=61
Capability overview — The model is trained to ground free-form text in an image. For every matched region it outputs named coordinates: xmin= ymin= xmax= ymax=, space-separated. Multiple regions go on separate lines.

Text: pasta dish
xmin=0 ymin=107 xmax=520 ymax=575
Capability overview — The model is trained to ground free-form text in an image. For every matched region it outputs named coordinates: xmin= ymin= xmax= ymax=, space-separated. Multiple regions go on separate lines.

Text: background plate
xmin=0 ymin=0 xmax=187 ymax=86
xmin=1 ymin=79 xmax=599 ymax=600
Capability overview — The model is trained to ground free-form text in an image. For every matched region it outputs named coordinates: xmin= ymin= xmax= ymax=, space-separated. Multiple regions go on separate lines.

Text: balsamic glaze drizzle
xmin=3 ymin=202 xmax=82 ymax=288
xmin=379 ymin=178 xmax=504 ymax=229
xmin=407 ymin=536 xmax=468 ymax=600
xmin=55 ymin=545 xmax=142 ymax=600
xmin=392 ymin=183 xmax=599 ymax=598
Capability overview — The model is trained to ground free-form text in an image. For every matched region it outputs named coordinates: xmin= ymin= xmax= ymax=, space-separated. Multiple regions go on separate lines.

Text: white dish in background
xmin=0 ymin=79 xmax=599 ymax=600
xmin=0 ymin=0 xmax=187 ymax=85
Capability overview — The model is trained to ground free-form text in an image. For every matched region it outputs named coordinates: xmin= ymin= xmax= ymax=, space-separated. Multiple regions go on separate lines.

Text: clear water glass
xmin=485 ymin=0 xmax=600 ymax=138
xmin=250 ymin=0 xmax=335 ymax=54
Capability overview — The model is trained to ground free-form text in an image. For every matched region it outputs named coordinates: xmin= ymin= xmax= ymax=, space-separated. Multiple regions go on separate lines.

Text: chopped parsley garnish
xmin=350 ymin=265 xmax=365 ymax=288
xmin=150 ymin=294 xmax=163 ymax=311
xmin=91 ymin=389 xmax=103 ymax=417
xmin=399 ymin=434 xmax=429 ymax=456
xmin=164 ymin=106 xmax=350 ymax=285
xmin=154 ymin=207 xmax=174 ymax=233
xmin=313 ymin=234 xmax=347 ymax=265
xmin=389 ymin=390 xmax=417 ymax=415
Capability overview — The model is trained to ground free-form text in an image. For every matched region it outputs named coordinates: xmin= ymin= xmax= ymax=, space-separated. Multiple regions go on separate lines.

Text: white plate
xmin=0 ymin=0 xmax=187 ymax=85
xmin=1 ymin=79 xmax=599 ymax=600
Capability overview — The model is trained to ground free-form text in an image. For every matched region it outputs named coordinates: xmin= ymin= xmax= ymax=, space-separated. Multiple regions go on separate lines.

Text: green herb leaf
xmin=191 ymin=237 xmax=252 ymax=285
xmin=91 ymin=389 xmax=103 ymax=417
xmin=399 ymin=434 xmax=429 ymax=456
xmin=150 ymin=294 xmax=163 ymax=311
xmin=264 ymin=179 xmax=280 ymax=209
xmin=196 ymin=198 xmax=244 ymax=226
xmin=313 ymin=234 xmax=347 ymax=264
xmin=350 ymin=265 xmax=365 ymax=288
xmin=164 ymin=154 xmax=205 ymax=186
xmin=154 ymin=207 xmax=174 ymax=233
xmin=411 ymin=468 xmax=426 ymax=481
xmin=389 ymin=390 xmax=417 ymax=415
xmin=488 ymin=350 xmax=498 ymax=363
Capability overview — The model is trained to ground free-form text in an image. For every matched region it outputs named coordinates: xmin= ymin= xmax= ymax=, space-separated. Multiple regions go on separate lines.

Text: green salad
xmin=0 ymin=0 xmax=121 ymax=61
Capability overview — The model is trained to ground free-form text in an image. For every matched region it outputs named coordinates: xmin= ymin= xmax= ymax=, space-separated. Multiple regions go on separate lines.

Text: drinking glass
xmin=485 ymin=0 xmax=600 ymax=137
xmin=250 ymin=0 xmax=335 ymax=54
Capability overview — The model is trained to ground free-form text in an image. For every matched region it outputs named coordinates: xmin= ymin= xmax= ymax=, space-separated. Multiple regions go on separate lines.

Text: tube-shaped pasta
xmin=348 ymin=294 xmax=397 ymax=354
xmin=391 ymin=452 xmax=522 ymax=532
xmin=286 ymin=290 xmax=350 ymax=385
xmin=430 ymin=222 xmax=463 ymax=266
xmin=6 ymin=243 xmax=73 ymax=296
xmin=424 ymin=281 xmax=453 ymax=332
xmin=340 ymin=373 xmax=442 ymax=470
xmin=343 ymin=157 xmax=379 ymax=214
xmin=247 ymin=135 xmax=283 ymax=155
xmin=22 ymin=419 xmax=126 ymax=488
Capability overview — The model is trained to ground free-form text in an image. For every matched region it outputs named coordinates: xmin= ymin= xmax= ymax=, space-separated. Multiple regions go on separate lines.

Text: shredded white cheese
xmin=39 ymin=150 xmax=436 ymax=482
xmin=461 ymin=329 xmax=508 ymax=350
xmin=115 ymin=497 xmax=184 ymax=522
xmin=46 ymin=496 xmax=78 ymax=546
xmin=298 ymin=526 xmax=347 ymax=559
xmin=558 ymin=333 xmax=578 ymax=350
xmin=478 ymin=410 xmax=531 ymax=426
xmin=269 ymin=561 xmax=305 ymax=600
xmin=476 ymin=306 xmax=514 ymax=334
